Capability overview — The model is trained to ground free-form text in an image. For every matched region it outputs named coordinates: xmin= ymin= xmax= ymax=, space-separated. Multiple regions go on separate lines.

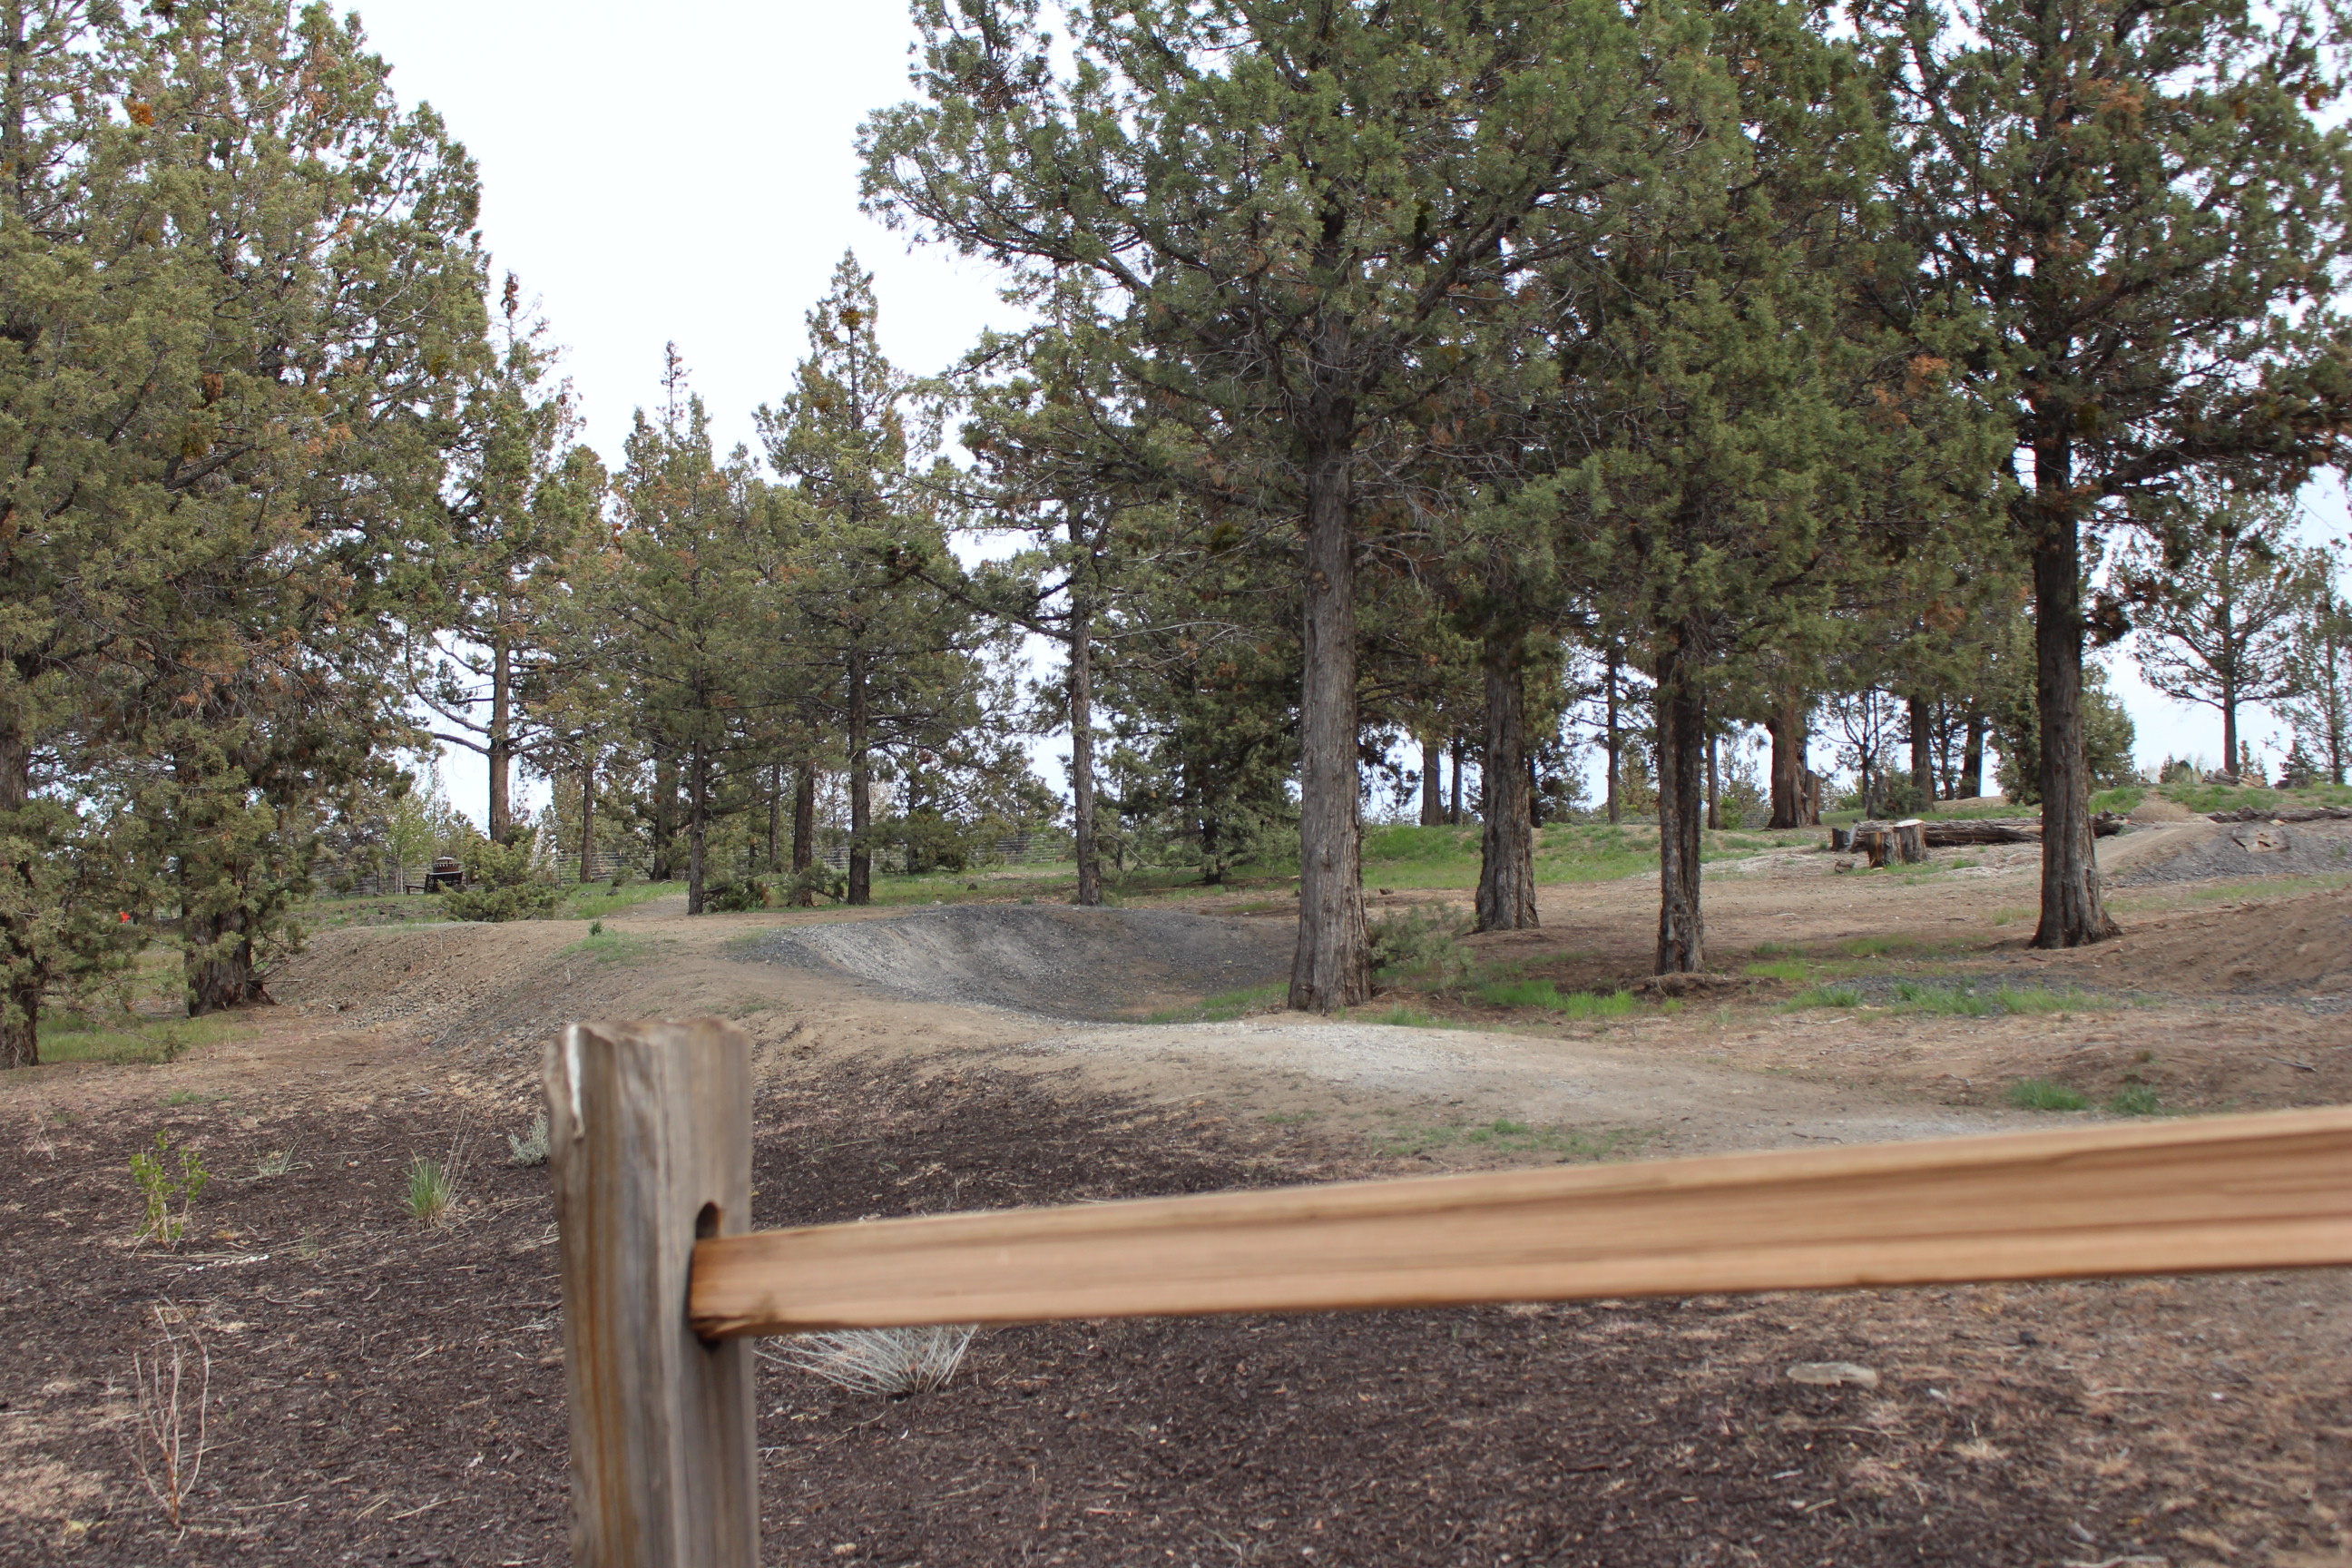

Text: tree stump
xmin=1891 ymin=819 xmax=1928 ymax=865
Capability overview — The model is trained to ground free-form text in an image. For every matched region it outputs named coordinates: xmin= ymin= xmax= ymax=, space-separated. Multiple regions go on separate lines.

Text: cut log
xmin=2208 ymin=805 xmax=2352 ymax=824
xmin=1920 ymin=821 xmax=2037 ymax=847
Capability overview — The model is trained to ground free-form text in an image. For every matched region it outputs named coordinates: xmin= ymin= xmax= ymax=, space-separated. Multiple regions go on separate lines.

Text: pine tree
xmin=415 ymin=276 xmax=602 ymax=840
xmin=862 ymin=0 xmax=1671 ymax=1008
xmin=760 ymin=256 xmax=1006 ymax=905
xmin=1533 ymin=0 xmax=2004 ymax=971
xmin=2281 ymin=567 xmax=2352 ymax=786
xmin=1861 ymin=0 xmax=2352 ymax=946
xmin=2118 ymin=484 xmax=2326 ymax=771
xmin=0 ymin=1 xmax=488 ymax=1039
xmin=603 ymin=360 xmax=779 ymax=916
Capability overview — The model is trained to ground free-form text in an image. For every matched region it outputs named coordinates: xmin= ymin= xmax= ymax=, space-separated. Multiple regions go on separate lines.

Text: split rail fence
xmin=543 ymin=1018 xmax=2352 ymax=1568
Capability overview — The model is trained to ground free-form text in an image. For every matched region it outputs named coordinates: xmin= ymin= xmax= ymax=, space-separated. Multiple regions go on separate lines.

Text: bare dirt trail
xmin=5 ymin=824 xmax=2351 ymax=1567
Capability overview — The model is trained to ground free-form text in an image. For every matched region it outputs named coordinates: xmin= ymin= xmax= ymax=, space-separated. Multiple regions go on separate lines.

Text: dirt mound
xmin=2109 ymin=818 xmax=2352 ymax=886
xmin=2127 ymin=794 xmax=2192 ymax=823
xmin=2095 ymin=883 xmax=2352 ymax=996
xmin=755 ymin=904 xmax=1292 ymax=1021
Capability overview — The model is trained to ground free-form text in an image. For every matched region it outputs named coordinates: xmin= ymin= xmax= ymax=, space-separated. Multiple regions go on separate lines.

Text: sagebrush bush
xmin=1367 ymin=906 xmax=1473 ymax=986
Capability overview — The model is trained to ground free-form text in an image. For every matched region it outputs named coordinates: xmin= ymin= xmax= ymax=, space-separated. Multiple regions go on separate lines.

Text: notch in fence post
xmin=546 ymin=1019 xmax=758 ymax=1568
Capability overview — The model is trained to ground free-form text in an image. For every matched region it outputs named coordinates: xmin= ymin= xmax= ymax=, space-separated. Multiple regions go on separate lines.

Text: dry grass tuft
xmin=763 ymin=1325 xmax=978 ymax=1396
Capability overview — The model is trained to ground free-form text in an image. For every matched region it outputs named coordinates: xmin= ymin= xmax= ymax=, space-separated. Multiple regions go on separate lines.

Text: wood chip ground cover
xmin=4 ymin=1057 xmax=2345 ymax=1567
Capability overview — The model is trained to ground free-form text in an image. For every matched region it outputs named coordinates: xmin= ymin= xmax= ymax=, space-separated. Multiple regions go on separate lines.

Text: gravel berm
xmin=751 ymin=902 xmax=1294 ymax=1020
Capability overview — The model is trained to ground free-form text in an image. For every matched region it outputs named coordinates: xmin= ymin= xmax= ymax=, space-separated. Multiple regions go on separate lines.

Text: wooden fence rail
xmin=545 ymin=1019 xmax=2352 ymax=1568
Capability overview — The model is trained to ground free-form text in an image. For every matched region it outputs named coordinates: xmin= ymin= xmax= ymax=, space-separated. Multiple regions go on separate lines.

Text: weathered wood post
xmin=545 ymin=1020 xmax=758 ymax=1568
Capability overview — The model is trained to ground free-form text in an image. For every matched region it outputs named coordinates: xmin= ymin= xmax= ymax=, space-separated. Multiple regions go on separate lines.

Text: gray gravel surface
xmin=2110 ymin=819 xmax=2352 ymax=885
xmin=750 ymin=903 xmax=1293 ymax=1020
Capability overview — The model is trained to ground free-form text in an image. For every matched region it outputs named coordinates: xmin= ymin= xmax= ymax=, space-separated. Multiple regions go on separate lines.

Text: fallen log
xmin=1830 ymin=814 xmax=2125 ymax=853
xmin=2207 ymin=805 xmax=2352 ymax=824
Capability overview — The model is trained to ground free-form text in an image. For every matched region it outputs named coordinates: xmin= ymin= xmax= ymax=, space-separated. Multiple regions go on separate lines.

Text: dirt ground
xmin=3 ymin=823 xmax=2347 ymax=1566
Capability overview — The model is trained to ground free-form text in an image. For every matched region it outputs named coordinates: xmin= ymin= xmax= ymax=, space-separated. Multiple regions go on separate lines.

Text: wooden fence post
xmin=546 ymin=1020 xmax=758 ymax=1568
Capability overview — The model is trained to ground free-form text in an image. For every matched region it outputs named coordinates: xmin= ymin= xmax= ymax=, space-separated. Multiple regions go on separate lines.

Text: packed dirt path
xmin=3 ymin=822 xmax=2347 ymax=1566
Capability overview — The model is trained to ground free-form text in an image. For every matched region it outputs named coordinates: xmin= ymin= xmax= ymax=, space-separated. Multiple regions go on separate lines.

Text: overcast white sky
xmin=352 ymin=0 xmax=2346 ymax=827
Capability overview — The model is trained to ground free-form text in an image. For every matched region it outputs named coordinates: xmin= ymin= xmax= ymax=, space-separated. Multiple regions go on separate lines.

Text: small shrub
xmin=2005 ymin=1079 xmax=2090 ymax=1112
xmin=767 ymin=1325 xmax=977 ymax=1396
xmin=405 ymin=1156 xmax=456 ymax=1227
xmin=442 ymin=829 xmax=564 ymax=923
xmin=702 ymin=877 xmax=770 ymax=914
xmin=1368 ymin=906 xmax=1474 ymax=986
xmin=506 ymin=1113 xmax=550 ymax=1167
xmin=131 ymin=1132 xmax=209 ymax=1247
xmin=2107 ymin=1083 xmax=2165 ymax=1116
xmin=129 ymin=1305 xmax=211 ymax=1527
xmin=251 ymin=1149 xmax=295 ymax=1180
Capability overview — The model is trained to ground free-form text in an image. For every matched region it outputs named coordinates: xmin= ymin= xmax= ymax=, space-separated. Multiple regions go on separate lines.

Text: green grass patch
xmin=563 ymin=928 xmax=662 ymax=965
xmin=1352 ymin=1004 xmax=1465 ymax=1029
xmin=1788 ymin=984 xmax=1864 ymax=1009
xmin=2106 ymin=1083 xmax=2166 ymax=1116
xmin=1146 ymin=982 xmax=1288 ymax=1024
xmin=2005 ymin=1078 xmax=2090 ymax=1112
xmin=564 ymin=881 xmax=686 ymax=920
xmin=1838 ymin=935 xmax=1919 ymax=958
xmin=2156 ymin=779 xmax=2352 ymax=815
xmin=36 ymin=1012 xmax=244 ymax=1067
xmin=1373 ymin=1116 xmax=1653 ymax=1161
xmin=1743 ymin=959 xmax=1810 ymax=982
xmin=1891 ymin=980 xmax=1997 ymax=1016
xmin=1994 ymin=984 xmax=2090 ymax=1014
xmin=1476 ymin=976 xmax=1566 ymax=1009
xmin=1469 ymin=979 xmax=1642 ymax=1020
xmin=1559 ymin=989 xmax=1640 ymax=1021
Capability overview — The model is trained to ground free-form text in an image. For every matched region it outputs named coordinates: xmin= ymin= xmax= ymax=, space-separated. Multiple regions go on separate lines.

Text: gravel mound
xmin=2110 ymin=819 xmax=2352 ymax=886
xmin=753 ymin=904 xmax=1293 ymax=1020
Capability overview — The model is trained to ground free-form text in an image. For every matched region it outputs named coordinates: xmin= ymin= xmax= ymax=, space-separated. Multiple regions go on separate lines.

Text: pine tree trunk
xmin=184 ymin=907 xmax=265 ymax=1015
xmin=790 ymin=762 xmax=817 ymax=906
xmin=1654 ymin=639 xmax=1707 ymax=975
xmin=1960 ymin=712 xmax=1985 ymax=799
xmin=1289 ymin=426 xmax=1370 ymax=1011
xmin=1704 ymin=720 xmax=1721 ymax=831
xmin=488 ymin=633 xmax=513 ymax=841
xmin=1475 ymin=644 xmax=1538 ymax=932
xmin=1908 ymin=695 xmax=1935 ymax=805
xmin=1068 ymin=567 xmax=1102 ymax=908
xmin=2221 ymin=673 xmax=2239 ymax=779
xmin=686 ymin=742 xmax=709 ymax=916
xmin=2030 ymin=487 xmax=2120 ymax=947
xmin=0 ymin=968 xmax=35 ymax=1068
xmin=768 ymin=762 xmax=782 ymax=874
xmin=1421 ymin=737 xmax=1444 ymax=826
xmin=0 ymin=723 xmax=39 ymax=1067
xmin=848 ymin=650 xmax=872 ymax=906
xmin=1767 ymin=694 xmax=1807 ymax=828
xmin=579 ymin=754 xmax=598 ymax=882
xmin=1449 ymin=736 xmax=1465 ymax=825
xmin=1604 ymin=652 xmax=1623 ymax=826
xmin=651 ymin=748 xmax=678 ymax=882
